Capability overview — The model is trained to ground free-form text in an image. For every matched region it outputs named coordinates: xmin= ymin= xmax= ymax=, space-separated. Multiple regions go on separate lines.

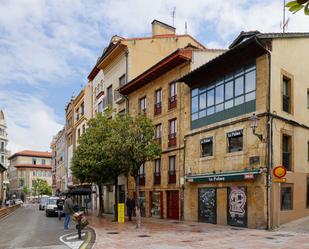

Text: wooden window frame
xmin=168 ymin=118 xmax=177 ymax=147
xmin=281 ymin=130 xmax=293 ymax=172
xmin=139 ymin=96 xmax=147 ymax=114
xmin=281 ymin=69 xmax=294 ymax=115
xmin=169 ymin=82 xmax=177 ymax=110
xmin=154 ymin=88 xmax=162 ymax=115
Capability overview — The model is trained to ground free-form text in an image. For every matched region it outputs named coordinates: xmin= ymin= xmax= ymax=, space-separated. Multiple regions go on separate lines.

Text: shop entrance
xmin=151 ymin=191 xmax=162 ymax=218
xmin=198 ymin=188 xmax=217 ymax=224
xmin=167 ymin=191 xmax=179 ymax=220
xmin=227 ymin=186 xmax=248 ymax=227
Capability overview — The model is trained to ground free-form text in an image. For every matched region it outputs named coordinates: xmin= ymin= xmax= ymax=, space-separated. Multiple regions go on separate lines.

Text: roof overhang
xmin=178 ymin=38 xmax=268 ymax=88
xmin=120 ymin=48 xmax=192 ymax=95
xmin=185 ymin=168 xmax=263 ymax=183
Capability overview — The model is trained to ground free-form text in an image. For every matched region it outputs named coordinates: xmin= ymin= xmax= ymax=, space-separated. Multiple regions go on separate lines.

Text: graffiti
xmin=198 ymin=188 xmax=216 ymax=224
xmin=228 ymin=186 xmax=247 ymax=227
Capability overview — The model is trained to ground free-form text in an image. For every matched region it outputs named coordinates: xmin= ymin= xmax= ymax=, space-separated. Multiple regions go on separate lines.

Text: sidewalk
xmin=86 ymin=213 xmax=309 ymax=249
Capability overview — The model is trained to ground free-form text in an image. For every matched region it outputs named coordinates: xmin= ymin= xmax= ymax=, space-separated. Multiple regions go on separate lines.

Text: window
xmin=19 ymin=179 xmax=24 ymax=187
xmin=307 ymin=89 xmax=309 ymax=109
xmin=155 ymin=124 xmax=162 ymax=144
xmin=168 ymin=119 xmax=177 ymax=147
xmin=78 ymin=128 xmax=81 ymax=139
xmin=169 ymin=82 xmax=177 ymax=109
xmin=42 ymin=159 xmax=46 ymax=165
xmin=139 ymin=97 xmax=147 ymax=114
xmin=0 ymin=142 xmax=4 ymax=152
xmin=227 ymin=130 xmax=243 ymax=153
xmin=307 ymin=177 xmax=309 ymax=208
xmin=98 ymin=101 xmax=103 ymax=113
xmin=201 ymin=137 xmax=213 ymax=157
xmin=138 ymin=162 xmax=146 ymax=186
xmin=81 ymin=102 xmax=84 ymax=116
xmin=282 ymin=134 xmax=292 ymax=171
xmin=283 ymin=77 xmax=291 ymax=113
xmin=154 ymin=159 xmax=161 ymax=185
xmin=82 ymin=124 xmax=86 ymax=133
xmin=281 ymin=185 xmax=293 ymax=210
xmin=107 ymin=85 xmax=113 ymax=105
xmin=191 ymin=64 xmax=256 ymax=121
xmin=154 ymin=89 xmax=162 ymax=115
xmin=76 ymin=107 xmax=80 ymax=121
xmin=168 ymin=156 xmax=176 ymax=183
xmin=119 ymin=74 xmax=126 ymax=88
xmin=32 ymin=158 xmax=37 ymax=165
xmin=1 ymin=155 xmax=4 ymax=163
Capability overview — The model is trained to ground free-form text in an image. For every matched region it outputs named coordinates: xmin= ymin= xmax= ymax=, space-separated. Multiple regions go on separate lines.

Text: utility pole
xmin=282 ymin=0 xmax=290 ymax=32
xmin=185 ymin=21 xmax=188 ymax=34
xmin=171 ymin=7 xmax=176 ymax=27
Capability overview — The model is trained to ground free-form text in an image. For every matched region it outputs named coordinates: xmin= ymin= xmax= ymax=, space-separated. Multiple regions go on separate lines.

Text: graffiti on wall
xmin=198 ymin=188 xmax=216 ymax=224
xmin=228 ymin=186 xmax=247 ymax=227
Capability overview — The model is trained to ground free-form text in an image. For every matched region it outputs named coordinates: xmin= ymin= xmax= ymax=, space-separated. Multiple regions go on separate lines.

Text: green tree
xmin=286 ymin=0 xmax=309 ymax=15
xmin=32 ymin=179 xmax=52 ymax=196
xmin=22 ymin=186 xmax=29 ymax=203
xmin=119 ymin=114 xmax=162 ymax=228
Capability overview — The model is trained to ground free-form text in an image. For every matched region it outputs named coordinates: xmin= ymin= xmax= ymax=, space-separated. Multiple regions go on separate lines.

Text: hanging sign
xmin=273 ymin=166 xmax=287 ymax=179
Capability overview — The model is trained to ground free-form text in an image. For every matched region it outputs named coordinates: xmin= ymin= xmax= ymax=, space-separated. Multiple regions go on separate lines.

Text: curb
xmin=86 ymin=225 xmax=97 ymax=249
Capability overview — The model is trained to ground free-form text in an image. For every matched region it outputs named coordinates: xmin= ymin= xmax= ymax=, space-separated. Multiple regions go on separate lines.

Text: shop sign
xmin=273 ymin=178 xmax=286 ymax=183
xmin=273 ymin=166 xmax=287 ymax=179
xmin=208 ymin=176 xmax=225 ymax=182
xmin=227 ymin=130 xmax=243 ymax=138
xmin=244 ymin=173 xmax=254 ymax=179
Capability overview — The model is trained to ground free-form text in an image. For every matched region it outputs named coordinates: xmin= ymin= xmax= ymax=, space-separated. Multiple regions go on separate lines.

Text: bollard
xmin=77 ymin=218 xmax=82 ymax=239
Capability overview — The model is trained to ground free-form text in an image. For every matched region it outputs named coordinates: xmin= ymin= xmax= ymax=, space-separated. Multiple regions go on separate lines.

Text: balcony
xmin=168 ymin=133 xmax=177 ymax=147
xmin=114 ymin=89 xmax=125 ymax=104
xmin=153 ymin=173 xmax=161 ymax=185
xmin=154 ymin=102 xmax=162 ymax=115
xmin=138 ymin=174 xmax=145 ymax=186
xmin=168 ymin=170 xmax=176 ymax=184
xmin=168 ymin=95 xmax=177 ymax=109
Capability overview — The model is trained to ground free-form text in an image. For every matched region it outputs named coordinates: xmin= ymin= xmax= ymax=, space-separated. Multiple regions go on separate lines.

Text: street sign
xmin=273 ymin=166 xmax=287 ymax=178
xmin=273 ymin=178 xmax=286 ymax=183
xmin=118 ymin=203 xmax=125 ymax=224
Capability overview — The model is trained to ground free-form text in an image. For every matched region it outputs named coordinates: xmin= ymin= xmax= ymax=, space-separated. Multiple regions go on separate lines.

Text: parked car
xmin=39 ymin=196 xmax=49 ymax=210
xmin=5 ymin=200 xmax=14 ymax=206
xmin=13 ymin=199 xmax=23 ymax=205
xmin=45 ymin=197 xmax=59 ymax=217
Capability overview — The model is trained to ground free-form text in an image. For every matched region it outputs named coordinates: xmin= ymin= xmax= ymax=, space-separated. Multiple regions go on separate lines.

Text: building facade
xmin=178 ymin=32 xmax=309 ymax=229
xmin=8 ymin=150 xmax=52 ymax=200
xmin=120 ymin=47 xmax=223 ymax=219
xmin=0 ymin=110 xmax=9 ymax=204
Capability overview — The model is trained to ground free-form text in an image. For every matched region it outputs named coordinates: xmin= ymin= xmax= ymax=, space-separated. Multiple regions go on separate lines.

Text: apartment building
xmin=87 ymin=19 xmax=207 ymax=214
xmin=178 ymin=31 xmax=309 ymax=228
xmin=0 ymin=110 xmax=9 ymax=203
xmin=120 ymin=46 xmax=223 ymax=219
xmin=8 ymin=150 xmax=52 ymax=200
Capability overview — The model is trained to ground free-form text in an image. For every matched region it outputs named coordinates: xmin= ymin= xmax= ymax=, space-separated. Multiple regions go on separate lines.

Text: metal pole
xmin=78 ymin=219 xmax=82 ymax=239
xmin=278 ymin=183 xmax=281 ymax=227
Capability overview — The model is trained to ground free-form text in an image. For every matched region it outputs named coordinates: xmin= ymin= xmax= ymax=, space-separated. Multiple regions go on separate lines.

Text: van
xmin=39 ymin=196 xmax=49 ymax=210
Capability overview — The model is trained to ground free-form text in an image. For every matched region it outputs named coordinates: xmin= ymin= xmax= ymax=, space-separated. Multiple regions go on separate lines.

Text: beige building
xmin=8 ymin=150 xmax=52 ymax=200
xmin=120 ymin=46 xmax=223 ymax=219
xmin=87 ymin=19 xmax=207 ymax=214
xmin=0 ymin=110 xmax=9 ymax=203
xmin=177 ymin=31 xmax=309 ymax=229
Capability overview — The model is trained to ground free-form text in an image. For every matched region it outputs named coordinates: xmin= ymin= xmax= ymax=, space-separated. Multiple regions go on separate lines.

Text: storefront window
xmin=151 ymin=192 xmax=161 ymax=218
xmin=281 ymin=185 xmax=293 ymax=210
xmin=227 ymin=130 xmax=243 ymax=153
xmin=201 ymin=137 xmax=213 ymax=157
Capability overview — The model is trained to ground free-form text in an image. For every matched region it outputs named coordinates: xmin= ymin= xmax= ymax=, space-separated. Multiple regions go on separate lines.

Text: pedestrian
xmin=63 ymin=194 xmax=74 ymax=230
xmin=57 ymin=197 xmax=65 ymax=221
xmin=126 ymin=196 xmax=135 ymax=221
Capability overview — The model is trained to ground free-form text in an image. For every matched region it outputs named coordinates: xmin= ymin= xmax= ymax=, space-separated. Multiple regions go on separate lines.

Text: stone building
xmin=0 ymin=110 xmax=9 ymax=203
xmin=87 ymin=19 xmax=207 ymax=214
xmin=120 ymin=46 xmax=223 ymax=219
xmin=8 ymin=150 xmax=52 ymax=200
xmin=178 ymin=31 xmax=309 ymax=229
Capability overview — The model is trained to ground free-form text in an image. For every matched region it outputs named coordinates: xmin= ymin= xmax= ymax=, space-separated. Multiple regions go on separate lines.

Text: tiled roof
xmin=9 ymin=150 xmax=52 ymax=160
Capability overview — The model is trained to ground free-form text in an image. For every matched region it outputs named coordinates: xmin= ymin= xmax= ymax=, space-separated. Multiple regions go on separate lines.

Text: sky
xmin=0 ymin=0 xmax=309 ymax=153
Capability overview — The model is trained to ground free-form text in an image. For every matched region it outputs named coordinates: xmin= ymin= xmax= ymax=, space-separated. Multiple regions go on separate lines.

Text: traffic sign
xmin=273 ymin=166 xmax=287 ymax=178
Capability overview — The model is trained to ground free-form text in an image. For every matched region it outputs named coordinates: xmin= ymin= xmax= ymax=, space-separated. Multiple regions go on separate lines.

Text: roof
xmin=151 ymin=19 xmax=176 ymax=31
xmin=14 ymin=164 xmax=52 ymax=169
xmin=120 ymin=47 xmax=195 ymax=95
xmin=9 ymin=150 xmax=52 ymax=160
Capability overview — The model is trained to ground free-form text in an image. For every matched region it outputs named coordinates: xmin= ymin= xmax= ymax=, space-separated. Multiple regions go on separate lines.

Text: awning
xmin=185 ymin=168 xmax=263 ymax=183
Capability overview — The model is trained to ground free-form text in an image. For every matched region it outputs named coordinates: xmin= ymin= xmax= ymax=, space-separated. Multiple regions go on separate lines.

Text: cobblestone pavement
xmin=279 ymin=216 xmax=309 ymax=234
xmin=86 ymin=214 xmax=309 ymax=249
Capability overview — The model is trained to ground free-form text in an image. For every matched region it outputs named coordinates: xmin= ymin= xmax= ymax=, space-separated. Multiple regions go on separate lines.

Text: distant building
xmin=0 ymin=110 xmax=9 ymax=204
xmin=8 ymin=150 xmax=52 ymax=200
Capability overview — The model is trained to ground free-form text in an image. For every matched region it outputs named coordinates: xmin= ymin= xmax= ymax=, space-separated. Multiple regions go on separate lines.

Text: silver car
xmin=45 ymin=197 xmax=59 ymax=217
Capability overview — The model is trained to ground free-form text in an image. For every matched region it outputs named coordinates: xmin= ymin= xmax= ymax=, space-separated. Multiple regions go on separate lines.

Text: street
xmin=0 ymin=205 xmax=93 ymax=249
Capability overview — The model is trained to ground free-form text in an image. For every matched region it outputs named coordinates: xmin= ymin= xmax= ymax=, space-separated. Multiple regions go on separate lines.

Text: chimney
xmin=152 ymin=20 xmax=176 ymax=37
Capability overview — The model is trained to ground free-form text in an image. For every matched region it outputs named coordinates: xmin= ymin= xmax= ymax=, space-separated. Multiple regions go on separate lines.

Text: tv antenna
xmin=171 ymin=7 xmax=176 ymax=27
xmin=281 ymin=0 xmax=290 ymax=32
xmin=185 ymin=21 xmax=188 ymax=34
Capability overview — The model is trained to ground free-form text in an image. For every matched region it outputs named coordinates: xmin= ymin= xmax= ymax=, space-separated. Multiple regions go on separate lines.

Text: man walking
xmin=63 ymin=194 xmax=74 ymax=230
xmin=126 ymin=196 xmax=135 ymax=221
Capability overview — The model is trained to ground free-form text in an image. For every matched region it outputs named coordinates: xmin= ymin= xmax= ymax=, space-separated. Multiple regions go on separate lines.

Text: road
xmin=0 ymin=204 xmax=76 ymax=249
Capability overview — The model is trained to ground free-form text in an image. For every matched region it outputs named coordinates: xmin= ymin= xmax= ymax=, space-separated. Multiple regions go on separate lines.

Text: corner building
xmin=179 ymin=32 xmax=309 ymax=228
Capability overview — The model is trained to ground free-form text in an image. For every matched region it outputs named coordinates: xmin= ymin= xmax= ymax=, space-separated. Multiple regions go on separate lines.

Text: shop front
xmin=185 ymin=169 xmax=266 ymax=228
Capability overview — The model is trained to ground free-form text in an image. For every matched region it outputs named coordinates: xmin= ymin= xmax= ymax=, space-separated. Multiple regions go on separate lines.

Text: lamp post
xmin=250 ymin=114 xmax=263 ymax=141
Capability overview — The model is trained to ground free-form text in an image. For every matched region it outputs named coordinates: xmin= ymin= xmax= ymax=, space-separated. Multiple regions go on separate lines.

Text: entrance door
xmin=151 ymin=191 xmax=161 ymax=218
xmin=227 ymin=186 xmax=248 ymax=227
xmin=198 ymin=188 xmax=217 ymax=224
xmin=167 ymin=191 xmax=179 ymax=220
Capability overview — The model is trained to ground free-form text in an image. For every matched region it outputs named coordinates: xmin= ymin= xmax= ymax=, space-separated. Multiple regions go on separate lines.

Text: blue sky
xmin=0 ymin=0 xmax=309 ymax=153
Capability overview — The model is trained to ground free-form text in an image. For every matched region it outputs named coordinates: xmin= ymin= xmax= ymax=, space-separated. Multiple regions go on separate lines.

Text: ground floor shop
xmin=184 ymin=169 xmax=267 ymax=229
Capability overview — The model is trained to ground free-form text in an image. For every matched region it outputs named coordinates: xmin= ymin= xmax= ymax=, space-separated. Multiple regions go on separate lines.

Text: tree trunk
xmin=98 ymin=184 xmax=104 ymax=216
xmin=114 ymin=176 xmax=118 ymax=222
xmin=135 ymin=176 xmax=141 ymax=228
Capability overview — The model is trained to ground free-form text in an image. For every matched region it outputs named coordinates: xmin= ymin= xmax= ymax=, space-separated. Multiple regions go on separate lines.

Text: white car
xmin=45 ymin=197 xmax=59 ymax=217
xmin=13 ymin=199 xmax=23 ymax=205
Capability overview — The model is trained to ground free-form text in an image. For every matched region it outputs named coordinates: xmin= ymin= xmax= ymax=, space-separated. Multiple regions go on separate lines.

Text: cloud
xmin=0 ymin=90 xmax=63 ymax=153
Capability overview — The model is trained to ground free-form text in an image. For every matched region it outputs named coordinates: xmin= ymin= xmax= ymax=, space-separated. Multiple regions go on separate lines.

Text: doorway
xmin=167 ymin=191 xmax=179 ymax=220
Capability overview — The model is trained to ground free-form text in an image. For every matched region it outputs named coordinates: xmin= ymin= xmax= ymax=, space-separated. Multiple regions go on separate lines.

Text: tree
xmin=118 ymin=114 xmax=161 ymax=228
xmin=286 ymin=0 xmax=309 ymax=15
xmin=22 ymin=186 xmax=29 ymax=203
xmin=32 ymin=179 xmax=52 ymax=196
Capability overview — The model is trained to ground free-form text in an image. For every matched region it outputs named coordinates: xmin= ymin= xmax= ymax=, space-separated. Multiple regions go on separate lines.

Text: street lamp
xmin=249 ymin=113 xmax=263 ymax=141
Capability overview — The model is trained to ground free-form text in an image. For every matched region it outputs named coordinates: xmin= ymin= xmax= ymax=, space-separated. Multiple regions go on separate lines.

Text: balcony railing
xmin=138 ymin=174 xmax=145 ymax=186
xmin=168 ymin=133 xmax=177 ymax=147
xmin=168 ymin=95 xmax=177 ymax=109
xmin=153 ymin=173 xmax=161 ymax=185
xmin=168 ymin=170 xmax=176 ymax=184
xmin=282 ymin=152 xmax=291 ymax=171
xmin=154 ymin=102 xmax=162 ymax=115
